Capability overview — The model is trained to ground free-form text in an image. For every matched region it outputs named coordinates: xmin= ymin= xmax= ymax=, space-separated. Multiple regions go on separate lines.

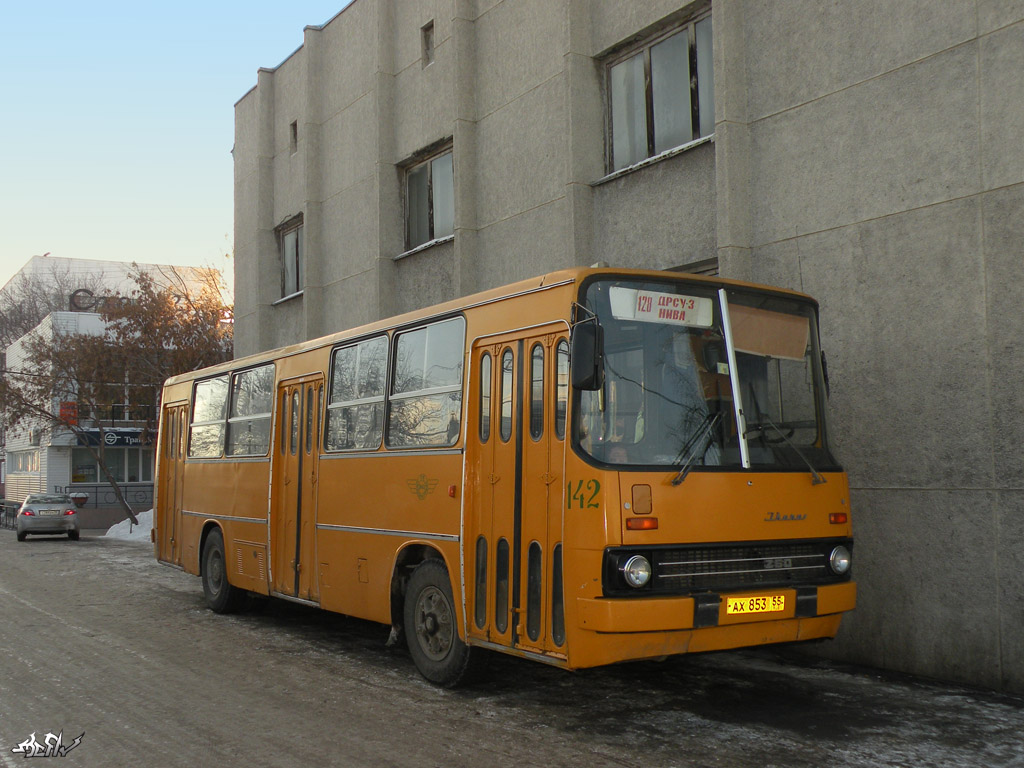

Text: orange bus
xmin=154 ymin=267 xmax=855 ymax=686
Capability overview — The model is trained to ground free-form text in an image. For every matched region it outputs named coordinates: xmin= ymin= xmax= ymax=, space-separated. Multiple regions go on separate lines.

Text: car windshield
xmin=26 ymin=495 xmax=72 ymax=504
xmin=575 ymin=278 xmax=838 ymax=472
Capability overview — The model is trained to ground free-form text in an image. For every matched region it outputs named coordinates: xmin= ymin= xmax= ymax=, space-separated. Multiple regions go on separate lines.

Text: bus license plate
xmin=726 ymin=594 xmax=785 ymax=615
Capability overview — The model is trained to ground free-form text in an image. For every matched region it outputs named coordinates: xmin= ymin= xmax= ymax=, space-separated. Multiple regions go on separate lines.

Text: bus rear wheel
xmin=202 ymin=528 xmax=246 ymax=614
xmin=404 ymin=559 xmax=474 ymax=687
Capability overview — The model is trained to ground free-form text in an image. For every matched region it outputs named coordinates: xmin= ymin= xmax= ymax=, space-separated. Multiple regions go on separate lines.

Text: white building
xmin=1 ymin=256 xmax=220 ymax=527
xmin=4 ymin=312 xmax=154 ymax=528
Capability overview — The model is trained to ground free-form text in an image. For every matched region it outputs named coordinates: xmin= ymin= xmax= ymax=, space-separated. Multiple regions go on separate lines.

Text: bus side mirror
xmin=571 ymin=322 xmax=604 ymax=391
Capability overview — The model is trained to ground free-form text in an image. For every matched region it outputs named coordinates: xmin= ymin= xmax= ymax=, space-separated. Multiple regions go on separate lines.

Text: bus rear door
xmin=157 ymin=402 xmax=187 ymax=565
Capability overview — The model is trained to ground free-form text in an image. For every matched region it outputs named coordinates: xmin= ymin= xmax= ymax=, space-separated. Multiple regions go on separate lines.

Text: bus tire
xmin=404 ymin=559 xmax=474 ymax=687
xmin=202 ymin=528 xmax=246 ymax=614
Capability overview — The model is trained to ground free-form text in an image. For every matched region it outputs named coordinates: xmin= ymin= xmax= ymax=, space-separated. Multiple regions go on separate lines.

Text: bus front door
xmin=271 ymin=375 xmax=323 ymax=602
xmin=469 ymin=327 xmax=567 ymax=658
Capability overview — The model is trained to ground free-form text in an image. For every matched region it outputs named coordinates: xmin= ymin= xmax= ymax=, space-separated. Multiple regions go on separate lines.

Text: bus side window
xmin=555 ymin=339 xmax=569 ymax=440
xmin=326 ymin=335 xmax=388 ymax=452
xmin=317 ymin=384 xmax=323 ymax=450
xmin=226 ymin=364 xmax=274 ymax=457
xmin=500 ymin=349 xmax=513 ymax=442
xmin=479 ymin=352 xmax=492 ymax=443
xmin=280 ymin=396 xmax=288 ymax=456
xmin=388 ymin=317 xmax=466 ymax=448
xmin=305 ymin=385 xmax=314 ymax=454
xmin=290 ymin=392 xmax=299 ymax=456
xmin=189 ymin=375 xmax=229 ymax=459
xmin=529 ymin=343 xmax=544 ymax=441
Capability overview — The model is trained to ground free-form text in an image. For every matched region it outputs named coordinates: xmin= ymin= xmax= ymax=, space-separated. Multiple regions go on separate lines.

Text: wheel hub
xmin=415 ymin=586 xmax=453 ymax=661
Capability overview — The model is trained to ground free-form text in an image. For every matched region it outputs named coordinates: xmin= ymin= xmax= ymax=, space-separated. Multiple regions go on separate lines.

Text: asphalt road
xmin=0 ymin=530 xmax=1021 ymax=768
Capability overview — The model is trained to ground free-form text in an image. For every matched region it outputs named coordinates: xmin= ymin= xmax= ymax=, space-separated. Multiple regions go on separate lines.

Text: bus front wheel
xmin=404 ymin=559 xmax=474 ymax=687
xmin=201 ymin=528 xmax=246 ymax=614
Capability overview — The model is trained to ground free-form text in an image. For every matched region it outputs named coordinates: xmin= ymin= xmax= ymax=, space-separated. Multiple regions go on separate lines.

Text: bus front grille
xmin=602 ymin=539 xmax=853 ymax=597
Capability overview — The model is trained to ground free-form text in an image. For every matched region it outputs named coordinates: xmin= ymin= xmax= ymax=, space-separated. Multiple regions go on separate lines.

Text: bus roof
xmin=165 ymin=266 xmax=817 ymax=387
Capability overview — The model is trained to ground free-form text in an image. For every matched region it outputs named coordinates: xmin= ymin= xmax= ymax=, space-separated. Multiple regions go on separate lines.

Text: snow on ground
xmin=103 ymin=509 xmax=153 ymax=542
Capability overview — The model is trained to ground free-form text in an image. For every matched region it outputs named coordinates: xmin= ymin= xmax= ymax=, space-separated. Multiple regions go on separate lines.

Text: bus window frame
xmin=324 ymin=332 xmax=391 ymax=454
xmin=225 ymin=363 xmax=275 ymax=458
xmin=187 ymin=374 xmax=230 ymax=459
xmin=385 ymin=314 xmax=467 ymax=450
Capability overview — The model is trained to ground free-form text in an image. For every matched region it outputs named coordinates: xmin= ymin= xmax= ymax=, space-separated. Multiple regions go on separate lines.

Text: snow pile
xmin=103 ymin=508 xmax=154 ymax=542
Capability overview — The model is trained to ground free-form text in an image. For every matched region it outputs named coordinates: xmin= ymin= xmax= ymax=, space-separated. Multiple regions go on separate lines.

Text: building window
xmin=406 ymin=148 xmax=454 ymax=251
xmin=422 ymin=21 xmax=435 ymax=68
xmin=71 ymin=446 xmax=153 ymax=483
xmin=9 ymin=450 xmax=39 ymax=473
xmin=607 ymin=13 xmax=714 ymax=172
xmin=278 ymin=217 xmax=303 ymax=298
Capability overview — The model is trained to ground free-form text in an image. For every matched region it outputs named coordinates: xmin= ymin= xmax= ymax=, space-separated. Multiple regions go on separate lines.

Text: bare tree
xmin=0 ymin=265 xmax=233 ymax=524
xmin=0 ymin=260 xmax=108 ymax=350
xmin=1 ymin=328 xmax=142 ymax=522
xmin=100 ymin=264 xmax=233 ymax=395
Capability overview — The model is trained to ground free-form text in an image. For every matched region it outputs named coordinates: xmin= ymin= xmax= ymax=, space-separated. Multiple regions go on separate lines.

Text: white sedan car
xmin=16 ymin=494 xmax=80 ymax=541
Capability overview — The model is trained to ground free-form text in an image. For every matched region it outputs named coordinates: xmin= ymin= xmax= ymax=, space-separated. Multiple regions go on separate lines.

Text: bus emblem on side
xmin=407 ymin=474 xmax=439 ymax=500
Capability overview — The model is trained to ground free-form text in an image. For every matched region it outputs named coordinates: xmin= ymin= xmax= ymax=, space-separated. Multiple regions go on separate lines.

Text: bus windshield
xmin=576 ymin=278 xmax=837 ymax=472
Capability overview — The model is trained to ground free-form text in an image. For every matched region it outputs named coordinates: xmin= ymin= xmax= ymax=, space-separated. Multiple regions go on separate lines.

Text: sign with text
xmin=609 ymin=287 xmax=714 ymax=328
xmin=60 ymin=401 xmax=78 ymax=425
xmin=76 ymin=429 xmax=151 ymax=447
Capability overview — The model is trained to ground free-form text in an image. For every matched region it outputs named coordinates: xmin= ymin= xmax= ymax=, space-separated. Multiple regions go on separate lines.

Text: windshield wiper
xmin=671 ymin=411 xmax=723 ymax=486
xmin=744 ymin=416 xmax=827 ymax=485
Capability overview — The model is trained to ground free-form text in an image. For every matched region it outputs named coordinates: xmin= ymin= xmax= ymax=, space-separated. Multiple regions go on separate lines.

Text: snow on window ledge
xmin=273 ymin=290 xmax=304 ymax=306
xmin=393 ymin=234 xmax=455 ymax=261
xmin=593 ymin=134 xmax=714 ymax=187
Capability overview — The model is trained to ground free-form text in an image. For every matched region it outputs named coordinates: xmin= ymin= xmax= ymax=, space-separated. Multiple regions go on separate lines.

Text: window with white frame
xmin=8 ymin=450 xmax=39 ymax=473
xmin=71 ymin=446 xmax=153 ymax=483
xmin=279 ymin=217 xmax=303 ymax=297
xmin=406 ymin=148 xmax=454 ymax=251
xmin=607 ymin=12 xmax=714 ymax=172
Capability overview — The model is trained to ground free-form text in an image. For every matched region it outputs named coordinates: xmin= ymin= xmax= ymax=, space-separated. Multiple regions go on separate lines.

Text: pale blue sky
xmin=0 ymin=1 xmax=353 ymax=289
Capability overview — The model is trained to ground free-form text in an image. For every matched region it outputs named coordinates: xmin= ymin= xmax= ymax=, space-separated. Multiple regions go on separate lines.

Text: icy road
xmin=0 ymin=529 xmax=1021 ymax=768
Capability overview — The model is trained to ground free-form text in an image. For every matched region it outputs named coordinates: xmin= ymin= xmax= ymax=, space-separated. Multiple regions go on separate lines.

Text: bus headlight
xmin=622 ymin=555 xmax=652 ymax=588
xmin=829 ymin=545 xmax=852 ymax=575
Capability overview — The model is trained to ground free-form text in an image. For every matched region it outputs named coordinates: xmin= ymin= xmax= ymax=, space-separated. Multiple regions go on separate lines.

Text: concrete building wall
xmin=712 ymin=2 xmax=1024 ymax=692
xmin=233 ymin=0 xmax=1024 ymax=693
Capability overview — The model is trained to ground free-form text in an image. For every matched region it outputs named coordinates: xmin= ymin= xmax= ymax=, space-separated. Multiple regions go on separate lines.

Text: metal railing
xmin=0 ymin=501 xmax=19 ymax=530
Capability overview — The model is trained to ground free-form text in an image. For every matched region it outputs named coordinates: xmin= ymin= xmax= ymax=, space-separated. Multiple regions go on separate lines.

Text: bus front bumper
xmin=570 ymin=581 xmax=856 ymax=668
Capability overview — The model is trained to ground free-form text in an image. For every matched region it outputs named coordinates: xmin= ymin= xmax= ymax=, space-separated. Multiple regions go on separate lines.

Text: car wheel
xmin=16 ymin=531 xmax=26 ymax=542
xmin=403 ymin=558 xmax=476 ymax=687
xmin=201 ymin=528 xmax=246 ymax=613
xmin=68 ymin=530 xmax=80 ymax=541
